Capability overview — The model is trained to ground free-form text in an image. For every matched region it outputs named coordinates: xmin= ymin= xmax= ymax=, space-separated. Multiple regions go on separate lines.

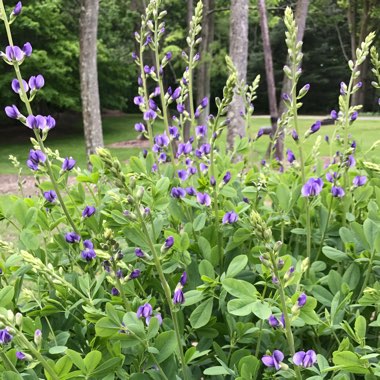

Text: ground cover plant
xmin=0 ymin=1 xmax=380 ymax=379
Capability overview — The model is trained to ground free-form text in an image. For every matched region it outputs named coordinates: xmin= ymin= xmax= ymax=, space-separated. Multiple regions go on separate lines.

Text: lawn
xmin=0 ymin=114 xmax=379 ymax=174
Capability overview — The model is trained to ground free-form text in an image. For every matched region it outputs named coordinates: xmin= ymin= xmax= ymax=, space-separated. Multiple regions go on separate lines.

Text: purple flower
xmin=158 ymin=152 xmax=167 ymax=163
xmin=180 ymin=272 xmax=187 ymax=286
xmin=282 ymin=93 xmax=291 ymax=102
xmin=196 ymin=192 xmax=211 ymax=206
xmin=302 ymin=178 xmax=323 ymax=197
xmin=13 ymin=2 xmax=22 ymax=15
xmin=340 ymin=81 xmax=346 ymax=95
xmin=346 ymin=154 xmax=356 ymax=168
xmin=28 ymin=75 xmax=45 ymax=91
xmin=133 ymin=96 xmax=144 ymax=106
xmin=200 ymin=143 xmax=211 ymax=155
xmin=144 ymin=109 xmax=157 ymax=121
xmin=43 ymin=190 xmax=57 ymax=203
xmin=134 ymin=123 xmax=145 ymax=133
xmin=165 ymin=51 xmax=172 ymax=60
xmin=16 ymin=351 xmax=26 ymax=360
xmin=137 ymin=303 xmax=153 ymax=318
xmin=177 ymin=142 xmax=192 ymax=156
xmin=111 ymin=287 xmax=120 ymax=296
xmin=353 ymin=175 xmax=367 ymax=187
xmin=135 ymin=248 xmax=145 ymax=258
xmin=4 ymin=45 xmax=24 ymax=61
xmin=195 ymin=125 xmax=207 ymax=138
xmin=171 ymin=87 xmax=181 ymax=100
xmin=187 ymin=166 xmax=197 ymax=176
xmin=330 ymin=109 xmax=338 ymax=120
xmin=45 ymin=115 xmax=56 ymax=129
xmin=12 ymin=78 xmax=28 ymax=93
xmin=27 ymin=149 xmax=46 ymax=171
xmin=262 ymin=350 xmax=284 ymax=370
xmin=149 ymin=99 xmax=157 ymax=111
xmin=177 ymin=103 xmax=185 ymax=113
xmin=5 ymin=105 xmax=21 ymax=119
xmin=268 ymin=315 xmax=279 ymax=328
xmin=115 ymin=269 xmax=124 ymax=279
xmin=65 ymin=232 xmax=81 ymax=243
xmin=131 ymin=52 xmax=137 ymax=60
xmin=257 ymin=128 xmax=264 ymax=139
xmin=129 ymin=269 xmax=141 ymax=279
xmin=62 ymin=157 xmax=76 ymax=171
xmin=291 ymin=129 xmax=299 ymax=141
xmin=0 ymin=329 xmax=13 ymax=344
xmin=186 ymin=187 xmax=196 ymax=196
xmin=325 ymin=135 xmax=329 ymax=143
xmin=350 ymin=111 xmax=358 ymax=121
xmin=146 ymin=312 xmax=163 ymax=326
xmin=199 ymin=163 xmax=208 ymax=173
xmin=351 ymin=140 xmax=356 ymax=149
xmin=22 ymin=42 xmax=32 ymax=57
xmin=222 ymin=211 xmax=239 ymax=224
xmin=169 ymin=126 xmax=180 ymax=139
xmin=154 ymin=134 xmax=170 ymax=148
xmin=287 ymin=149 xmax=296 ymax=163
xmin=223 ymin=171 xmax=231 ymax=184
xmin=331 ymin=186 xmax=345 ymax=198
xmin=171 ymin=187 xmax=186 ymax=198
xmin=310 ymin=120 xmax=321 ymax=134
xmin=297 ymin=293 xmax=307 ymax=307
xmin=26 ymin=115 xmax=46 ymax=130
xmin=81 ymin=240 xmax=96 ymax=261
xmin=82 ymin=206 xmax=96 ymax=218
xmin=210 ymin=176 xmax=216 ymax=187
xmin=177 ymin=169 xmax=188 ymax=181
xmin=173 ymin=286 xmax=185 ymax=304
xmin=165 ymin=236 xmax=174 ymax=249
xmin=200 ymin=97 xmax=208 ymax=108
xmin=293 ymin=350 xmax=317 ymax=368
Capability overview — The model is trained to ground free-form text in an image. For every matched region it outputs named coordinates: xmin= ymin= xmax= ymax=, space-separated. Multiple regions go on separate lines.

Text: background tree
xmin=79 ymin=0 xmax=103 ymax=157
xmin=227 ymin=0 xmax=249 ymax=149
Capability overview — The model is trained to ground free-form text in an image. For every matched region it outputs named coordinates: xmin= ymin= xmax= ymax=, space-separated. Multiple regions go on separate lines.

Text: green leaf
xmin=227 ymin=298 xmax=254 ymax=316
xmin=54 ymin=355 xmax=73 ymax=377
xmin=84 ymin=351 xmax=102 ymax=375
xmin=0 ymin=286 xmax=14 ymax=308
xmin=129 ymin=156 xmax=146 ymax=174
xmin=322 ymin=246 xmax=348 ymax=262
xmin=90 ymin=357 xmax=122 ymax=377
xmin=276 ymin=183 xmax=290 ymax=211
xmin=226 ymin=255 xmax=248 ymax=278
xmin=2 ymin=372 xmax=23 ymax=380
xmin=363 ymin=219 xmax=379 ymax=252
xmin=48 ymin=346 xmax=67 ymax=355
xmin=66 ymin=349 xmax=86 ymax=372
xmin=204 ymin=366 xmax=231 ymax=375
xmin=251 ymin=301 xmax=272 ymax=320
xmin=123 ymin=312 xmax=146 ymax=338
xmin=146 ymin=316 xmax=160 ymax=340
xmin=193 ymin=213 xmax=206 ymax=231
xmin=183 ymin=290 xmax=204 ymax=306
xmin=354 ymin=315 xmax=366 ymax=345
xmin=95 ymin=317 xmax=120 ymax=337
xmin=238 ymin=355 xmax=260 ymax=380
xmin=154 ymin=330 xmax=177 ymax=363
xmin=222 ymin=278 xmax=257 ymax=299
xmin=190 ymin=298 xmax=213 ymax=329
xmin=332 ymin=351 xmax=370 ymax=374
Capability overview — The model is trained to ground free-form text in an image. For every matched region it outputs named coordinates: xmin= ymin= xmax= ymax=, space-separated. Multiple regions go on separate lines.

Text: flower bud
xmin=15 ymin=313 xmax=23 ymax=327
xmin=34 ymin=329 xmax=42 ymax=346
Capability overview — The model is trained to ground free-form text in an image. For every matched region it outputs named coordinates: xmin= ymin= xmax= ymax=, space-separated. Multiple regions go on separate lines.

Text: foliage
xmin=0 ymin=1 xmax=380 ymax=380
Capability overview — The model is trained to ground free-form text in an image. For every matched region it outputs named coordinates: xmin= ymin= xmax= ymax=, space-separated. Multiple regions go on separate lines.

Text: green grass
xmin=0 ymin=114 xmax=379 ymax=174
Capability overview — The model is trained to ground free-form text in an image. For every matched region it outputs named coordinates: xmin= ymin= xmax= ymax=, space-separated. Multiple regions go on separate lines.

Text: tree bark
xmin=196 ymin=0 xmax=215 ymax=128
xmin=227 ymin=0 xmax=249 ymax=150
xmin=79 ymin=0 xmax=104 ymax=159
xmin=258 ymin=0 xmax=278 ymax=133
xmin=274 ymin=0 xmax=309 ymax=160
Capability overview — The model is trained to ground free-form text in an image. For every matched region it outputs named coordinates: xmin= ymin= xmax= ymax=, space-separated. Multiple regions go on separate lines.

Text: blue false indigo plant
xmin=0 ymin=1 xmax=379 ymax=379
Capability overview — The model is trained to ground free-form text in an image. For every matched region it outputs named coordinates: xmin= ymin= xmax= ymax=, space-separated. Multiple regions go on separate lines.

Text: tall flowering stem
xmin=283 ymin=7 xmax=311 ymax=264
xmin=209 ymin=57 xmax=236 ymax=270
xmin=0 ymin=0 xmax=78 ymax=234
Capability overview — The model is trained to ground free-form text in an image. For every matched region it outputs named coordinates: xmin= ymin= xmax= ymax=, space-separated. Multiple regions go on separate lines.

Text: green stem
xmin=0 ymin=2 xmax=78 ymax=234
xmin=358 ymin=249 xmax=375 ymax=299
xmin=315 ymin=196 xmax=334 ymax=262
xmin=0 ymin=351 xmax=19 ymax=373
xmin=134 ymin=205 xmax=188 ymax=380
xmin=187 ymin=48 xmax=195 ymax=134
xmin=112 ymin=261 xmax=131 ymax=312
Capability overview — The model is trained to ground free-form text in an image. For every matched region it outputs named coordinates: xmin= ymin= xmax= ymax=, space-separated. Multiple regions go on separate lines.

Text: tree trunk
xmin=274 ymin=0 xmax=309 ymax=160
xmin=80 ymin=0 xmax=104 ymax=159
xmin=227 ymin=0 xmax=249 ymax=150
xmin=258 ymin=0 xmax=278 ymax=135
xmin=196 ymin=0 xmax=215 ymax=128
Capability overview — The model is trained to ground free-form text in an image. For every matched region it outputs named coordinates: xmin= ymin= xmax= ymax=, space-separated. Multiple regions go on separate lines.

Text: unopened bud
xmin=273 ymin=241 xmax=282 ymax=252
xmin=136 ymin=186 xmax=144 ymax=200
xmin=15 ymin=313 xmax=23 ymax=327
xmin=34 ymin=329 xmax=42 ymax=346
xmin=301 ymin=257 xmax=309 ymax=272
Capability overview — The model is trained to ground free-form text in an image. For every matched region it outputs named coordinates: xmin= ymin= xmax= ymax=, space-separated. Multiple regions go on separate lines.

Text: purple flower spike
xmin=353 ymin=175 xmax=367 ymax=187
xmin=5 ymin=105 xmax=21 ymax=119
xmin=81 ymin=240 xmax=96 ymax=261
xmin=16 ymin=351 xmax=26 ymax=360
xmin=310 ymin=120 xmax=321 ymax=134
xmin=28 ymin=75 xmax=45 ymax=91
xmin=297 ymin=293 xmax=307 ymax=307
xmin=180 ymin=272 xmax=187 ymax=286
xmin=0 ymin=329 xmax=13 ymax=344
xmin=27 ymin=149 xmax=46 ymax=171
xmin=13 ymin=2 xmax=22 ymax=16
xmin=196 ymin=192 xmax=211 ymax=207
xmin=82 ymin=206 xmax=96 ymax=218
xmin=222 ymin=211 xmax=239 ymax=224
xmin=171 ymin=187 xmax=186 ymax=199
xmin=262 ymin=350 xmax=284 ymax=370
xmin=43 ymin=190 xmax=57 ymax=203
xmin=65 ymin=232 xmax=81 ymax=243
xmin=302 ymin=178 xmax=323 ymax=197
xmin=22 ymin=42 xmax=32 ymax=57
xmin=331 ymin=186 xmax=345 ymax=198
xmin=137 ymin=303 xmax=153 ymax=318
xmin=173 ymin=285 xmax=185 ymax=304
xmin=62 ymin=157 xmax=76 ymax=171
xmin=5 ymin=45 xmax=24 ymax=61
xmin=293 ymin=350 xmax=317 ymax=368
xmin=12 ymin=78 xmax=29 ymax=93
xmin=26 ymin=115 xmax=47 ymax=130
xmin=287 ymin=149 xmax=296 ymax=163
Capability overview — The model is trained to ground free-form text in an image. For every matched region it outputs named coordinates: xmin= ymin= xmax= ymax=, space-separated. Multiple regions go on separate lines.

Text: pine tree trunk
xmin=274 ymin=0 xmax=309 ymax=160
xmin=227 ymin=0 xmax=249 ymax=151
xmin=80 ymin=0 xmax=104 ymax=160
xmin=196 ymin=0 xmax=215 ymax=128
